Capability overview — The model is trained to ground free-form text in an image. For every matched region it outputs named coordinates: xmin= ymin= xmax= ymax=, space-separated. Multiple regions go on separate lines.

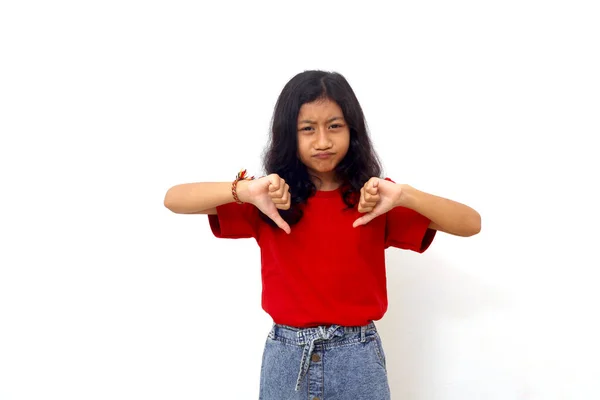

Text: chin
xmin=310 ymin=164 xmax=337 ymax=173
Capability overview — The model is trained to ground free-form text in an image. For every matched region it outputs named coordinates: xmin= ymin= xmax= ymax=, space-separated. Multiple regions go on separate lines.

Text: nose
xmin=315 ymin=127 xmax=332 ymax=150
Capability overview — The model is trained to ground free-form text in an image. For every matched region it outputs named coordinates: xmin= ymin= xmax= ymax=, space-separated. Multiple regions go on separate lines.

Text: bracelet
xmin=232 ymin=169 xmax=255 ymax=204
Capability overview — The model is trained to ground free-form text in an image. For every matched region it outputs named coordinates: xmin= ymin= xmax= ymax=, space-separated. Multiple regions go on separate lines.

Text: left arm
xmin=397 ymin=184 xmax=481 ymax=237
xmin=353 ymin=178 xmax=481 ymax=237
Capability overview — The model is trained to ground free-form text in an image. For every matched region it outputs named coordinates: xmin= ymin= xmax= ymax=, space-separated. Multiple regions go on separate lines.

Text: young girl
xmin=164 ymin=70 xmax=481 ymax=399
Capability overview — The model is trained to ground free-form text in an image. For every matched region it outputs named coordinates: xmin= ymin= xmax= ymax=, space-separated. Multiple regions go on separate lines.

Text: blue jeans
xmin=259 ymin=322 xmax=391 ymax=399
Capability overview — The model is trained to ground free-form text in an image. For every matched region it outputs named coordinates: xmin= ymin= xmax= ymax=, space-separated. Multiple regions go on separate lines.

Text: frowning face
xmin=296 ymin=98 xmax=350 ymax=188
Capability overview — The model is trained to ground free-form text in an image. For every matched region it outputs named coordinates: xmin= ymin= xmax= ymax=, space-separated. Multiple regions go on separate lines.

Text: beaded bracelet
xmin=231 ymin=169 xmax=255 ymax=204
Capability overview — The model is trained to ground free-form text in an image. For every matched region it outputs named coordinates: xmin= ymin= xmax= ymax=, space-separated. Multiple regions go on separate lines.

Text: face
xmin=297 ymin=98 xmax=350 ymax=187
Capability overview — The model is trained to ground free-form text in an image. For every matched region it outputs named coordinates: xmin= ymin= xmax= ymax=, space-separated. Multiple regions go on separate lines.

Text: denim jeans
xmin=259 ymin=322 xmax=391 ymax=400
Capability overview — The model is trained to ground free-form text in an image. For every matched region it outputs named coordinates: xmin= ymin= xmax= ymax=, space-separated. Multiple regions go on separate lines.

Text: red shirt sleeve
xmin=383 ymin=177 xmax=436 ymax=252
xmin=208 ymin=202 xmax=260 ymax=239
xmin=385 ymin=206 xmax=436 ymax=252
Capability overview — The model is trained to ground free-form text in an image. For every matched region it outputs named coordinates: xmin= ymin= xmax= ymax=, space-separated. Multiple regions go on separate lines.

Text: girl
xmin=164 ymin=70 xmax=481 ymax=399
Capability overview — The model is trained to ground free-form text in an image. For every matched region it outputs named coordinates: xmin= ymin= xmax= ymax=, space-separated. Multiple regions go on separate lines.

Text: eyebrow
xmin=298 ymin=116 xmax=344 ymax=125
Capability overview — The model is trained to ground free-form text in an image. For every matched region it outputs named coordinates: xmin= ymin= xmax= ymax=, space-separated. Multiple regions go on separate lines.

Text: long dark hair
xmin=260 ymin=70 xmax=382 ymax=227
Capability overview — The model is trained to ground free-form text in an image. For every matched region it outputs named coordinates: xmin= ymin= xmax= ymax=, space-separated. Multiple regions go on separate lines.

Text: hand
xmin=352 ymin=178 xmax=402 ymax=228
xmin=240 ymin=174 xmax=291 ymax=234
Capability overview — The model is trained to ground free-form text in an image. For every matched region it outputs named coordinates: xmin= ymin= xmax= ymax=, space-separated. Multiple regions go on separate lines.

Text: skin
xmin=292 ymin=97 xmax=481 ymax=236
xmin=296 ymin=97 xmax=350 ymax=191
xmin=165 ymin=97 xmax=481 ymax=236
xmin=353 ymin=178 xmax=481 ymax=237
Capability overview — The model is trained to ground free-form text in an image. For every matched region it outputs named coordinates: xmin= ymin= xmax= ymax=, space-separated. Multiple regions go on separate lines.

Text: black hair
xmin=260 ymin=70 xmax=382 ymax=227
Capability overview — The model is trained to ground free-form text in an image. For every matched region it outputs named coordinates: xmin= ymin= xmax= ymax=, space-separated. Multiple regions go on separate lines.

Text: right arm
xmin=164 ymin=175 xmax=292 ymax=234
xmin=163 ymin=181 xmax=251 ymax=215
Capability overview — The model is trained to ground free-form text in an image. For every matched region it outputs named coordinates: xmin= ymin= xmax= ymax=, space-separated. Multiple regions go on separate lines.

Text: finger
xmin=270 ymin=184 xmax=289 ymax=203
xmin=365 ymin=178 xmax=379 ymax=195
xmin=358 ymin=205 xmax=374 ymax=214
xmin=272 ymin=197 xmax=289 ymax=206
xmin=276 ymin=203 xmax=290 ymax=210
xmin=267 ymin=211 xmax=291 ymax=234
xmin=276 ymin=189 xmax=291 ymax=209
xmin=358 ymin=197 xmax=375 ymax=211
xmin=285 ymin=196 xmax=291 ymax=209
xmin=363 ymin=192 xmax=380 ymax=203
xmin=275 ymin=181 xmax=288 ymax=197
xmin=269 ymin=176 xmax=285 ymax=193
xmin=360 ymin=187 xmax=366 ymax=203
xmin=271 ymin=188 xmax=288 ymax=202
xmin=358 ymin=198 xmax=378 ymax=212
xmin=268 ymin=176 xmax=284 ymax=192
xmin=353 ymin=213 xmax=375 ymax=228
xmin=283 ymin=190 xmax=291 ymax=210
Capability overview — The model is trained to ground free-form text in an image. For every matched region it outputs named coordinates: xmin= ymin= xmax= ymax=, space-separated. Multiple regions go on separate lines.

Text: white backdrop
xmin=1 ymin=1 xmax=599 ymax=399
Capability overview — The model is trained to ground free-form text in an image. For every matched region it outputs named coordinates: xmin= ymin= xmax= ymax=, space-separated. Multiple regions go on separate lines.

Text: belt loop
xmin=360 ymin=325 xmax=366 ymax=343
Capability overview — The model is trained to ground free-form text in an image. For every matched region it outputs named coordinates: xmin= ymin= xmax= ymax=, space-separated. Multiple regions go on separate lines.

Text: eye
xmin=300 ymin=126 xmax=313 ymax=132
xmin=330 ymin=124 xmax=342 ymax=129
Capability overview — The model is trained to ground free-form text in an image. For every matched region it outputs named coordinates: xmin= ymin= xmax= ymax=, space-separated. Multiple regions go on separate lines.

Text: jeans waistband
xmin=269 ymin=321 xmax=377 ymax=344
xmin=268 ymin=322 xmax=377 ymax=391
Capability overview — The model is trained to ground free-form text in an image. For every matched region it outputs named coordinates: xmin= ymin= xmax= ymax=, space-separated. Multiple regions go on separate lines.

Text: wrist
xmin=394 ymin=184 xmax=416 ymax=208
xmin=234 ymin=179 xmax=252 ymax=204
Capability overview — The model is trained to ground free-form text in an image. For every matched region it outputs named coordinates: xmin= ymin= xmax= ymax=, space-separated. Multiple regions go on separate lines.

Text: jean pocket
xmin=370 ymin=334 xmax=387 ymax=369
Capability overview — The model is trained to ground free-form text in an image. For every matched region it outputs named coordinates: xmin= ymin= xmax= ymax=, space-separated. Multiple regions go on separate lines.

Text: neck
xmin=311 ymin=172 xmax=341 ymax=191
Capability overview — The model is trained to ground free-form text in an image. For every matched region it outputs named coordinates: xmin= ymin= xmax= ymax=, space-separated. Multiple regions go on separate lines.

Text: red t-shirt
xmin=208 ymin=182 xmax=435 ymax=328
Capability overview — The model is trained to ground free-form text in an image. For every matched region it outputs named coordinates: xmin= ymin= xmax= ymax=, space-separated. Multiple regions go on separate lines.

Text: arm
xmin=396 ymin=184 xmax=481 ymax=237
xmin=163 ymin=181 xmax=250 ymax=214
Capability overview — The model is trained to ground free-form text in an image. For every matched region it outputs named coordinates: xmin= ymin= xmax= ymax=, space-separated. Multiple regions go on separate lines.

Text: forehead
xmin=297 ymin=98 xmax=344 ymax=121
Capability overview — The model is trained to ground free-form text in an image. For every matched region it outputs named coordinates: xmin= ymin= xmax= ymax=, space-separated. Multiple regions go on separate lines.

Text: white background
xmin=1 ymin=1 xmax=599 ymax=399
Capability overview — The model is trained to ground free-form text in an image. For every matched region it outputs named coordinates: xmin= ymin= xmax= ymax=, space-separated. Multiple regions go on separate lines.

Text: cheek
xmin=296 ymin=140 xmax=310 ymax=161
xmin=339 ymin=134 xmax=350 ymax=156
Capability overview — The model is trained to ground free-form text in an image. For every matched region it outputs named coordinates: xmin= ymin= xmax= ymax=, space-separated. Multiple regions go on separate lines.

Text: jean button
xmin=311 ymin=353 xmax=320 ymax=362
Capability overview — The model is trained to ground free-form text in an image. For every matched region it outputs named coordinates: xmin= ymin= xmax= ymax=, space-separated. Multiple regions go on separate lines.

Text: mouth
xmin=313 ymin=152 xmax=334 ymax=159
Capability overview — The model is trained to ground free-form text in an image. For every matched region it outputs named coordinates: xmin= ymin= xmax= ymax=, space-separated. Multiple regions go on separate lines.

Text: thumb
xmin=353 ymin=213 xmax=375 ymax=228
xmin=267 ymin=211 xmax=291 ymax=234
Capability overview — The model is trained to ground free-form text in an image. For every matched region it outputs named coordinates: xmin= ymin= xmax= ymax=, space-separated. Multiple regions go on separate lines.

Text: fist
xmin=357 ymin=178 xmax=381 ymax=213
xmin=243 ymin=174 xmax=291 ymax=234
xmin=353 ymin=177 xmax=402 ymax=228
xmin=266 ymin=175 xmax=291 ymax=211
